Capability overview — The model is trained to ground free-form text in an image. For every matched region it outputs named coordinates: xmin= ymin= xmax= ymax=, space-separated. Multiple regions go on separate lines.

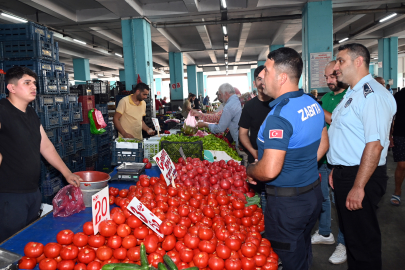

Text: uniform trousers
xmin=333 ymin=165 xmax=387 ymax=270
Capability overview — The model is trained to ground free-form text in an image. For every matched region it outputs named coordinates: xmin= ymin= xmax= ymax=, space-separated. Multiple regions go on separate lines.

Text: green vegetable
xmin=244 ymin=193 xmax=261 ymax=208
xmin=140 ymin=243 xmax=148 ymax=267
xmin=163 ymin=255 xmax=178 ymax=270
xmin=102 ymin=264 xmax=141 ymax=270
xmin=157 ymin=263 xmax=168 ymax=270
xmin=116 ymin=138 xmax=142 ymax=143
xmin=113 ymin=266 xmax=142 ymax=270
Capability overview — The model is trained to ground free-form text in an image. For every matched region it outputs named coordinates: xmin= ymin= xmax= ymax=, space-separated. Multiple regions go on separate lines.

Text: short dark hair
xmin=133 ymin=82 xmax=149 ymax=93
xmin=254 ymin=65 xmax=265 ymax=79
xmin=155 ymin=95 xmax=157 ymax=98
xmin=267 ymin=47 xmax=303 ymax=84
xmin=338 ymin=43 xmax=370 ymax=68
xmin=5 ymin=66 xmax=38 ymax=85
xmin=387 ymin=84 xmax=391 ymax=88
xmin=189 ymin=93 xmax=196 ymax=98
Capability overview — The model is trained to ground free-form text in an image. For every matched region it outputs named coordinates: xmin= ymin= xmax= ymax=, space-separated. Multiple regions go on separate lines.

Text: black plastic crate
xmin=57 ymin=125 xmax=71 ymax=142
xmin=58 ymin=76 xmax=69 ymax=94
xmin=53 ymin=41 xmax=59 ymax=62
xmin=91 ymin=80 xmax=109 ymax=94
xmin=76 ymin=135 xmax=84 ymax=151
xmin=60 ymin=108 xmax=71 ymax=125
xmin=36 ymin=95 xmax=55 ymax=108
xmin=41 ymin=175 xmax=63 ymax=197
xmin=63 ymin=139 xmax=75 ymax=156
xmin=70 ymin=122 xmax=80 ymax=138
xmin=2 ymin=37 xmax=53 ymax=60
xmin=54 ymin=142 xmax=65 ymax=158
xmin=96 ymin=132 xmax=111 ymax=148
xmin=96 ymin=152 xmax=112 ymax=173
xmin=38 ymin=107 xmax=61 ymax=129
xmin=84 ymin=154 xmax=98 ymax=168
xmin=160 ymin=141 xmax=203 ymax=162
xmin=112 ymin=146 xmax=144 ymax=164
xmin=67 ymin=94 xmax=78 ymax=105
xmin=70 ymin=84 xmax=93 ymax=96
xmin=81 ymin=124 xmax=94 ymax=145
xmin=95 ymin=104 xmax=108 ymax=115
xmin=115 ymin=94 xmax=129 ymax=106
xmin=37 ymin=76 xmax=59 ymax=95
xmin=3 ymin=59 xmax=53 ymax=77
xmin=95 ymin=93 xmax=110 ymax=104
xmin=54 ymin=95 xmax=67 ymax=106
xmin=0 ymin=22 xmax=48 ymax=41
xmin=70 ymin=103 xmax=83 ymax=123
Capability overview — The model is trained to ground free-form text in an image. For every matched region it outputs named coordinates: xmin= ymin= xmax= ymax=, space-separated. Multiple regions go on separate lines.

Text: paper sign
xmin=92 ymin=186 xmax=110 ymax=235
xmin=176 ymin=82 xmax=181 ymax=88
xmin=171 ymin=83 xmax=176 ymax=89
xmin=152 ymin=118 xmax=160 ymax=131
xmin=310 ymin=52 xmax=332 ymax=88
xmin=153 ymin=149 xmax=178 ymax=186
xmin=378 ymin=61 xmax=383 ymax=68
xmin=127 ymin=197 xmax=163 ymax=237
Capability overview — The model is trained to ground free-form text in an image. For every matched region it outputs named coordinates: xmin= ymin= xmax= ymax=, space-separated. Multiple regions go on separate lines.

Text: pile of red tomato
xmin=19 ymin=159 xmax=278 ymax=270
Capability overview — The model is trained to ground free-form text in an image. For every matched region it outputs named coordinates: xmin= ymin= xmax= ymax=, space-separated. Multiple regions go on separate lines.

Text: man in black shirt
xmin=194 ymin=95 xmax=201 ymax=110
xmin=390 ymin=88 xmax=405 ymax=205
xmin=0 ymin=67 xmax=82 ymax=243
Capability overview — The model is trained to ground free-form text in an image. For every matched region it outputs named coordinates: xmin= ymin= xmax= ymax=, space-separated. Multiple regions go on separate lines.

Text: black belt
xmin=334 ymin=165 xmax=359 ymax=169
xmin=265 ymin=179 xmax=320 ymax=197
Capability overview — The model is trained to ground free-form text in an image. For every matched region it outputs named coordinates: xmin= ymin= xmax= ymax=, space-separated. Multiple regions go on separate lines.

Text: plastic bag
xmin=52 ymin=185 xmax=86 ymax=217
xmin=88 ymin=109 xmax=106 ymax=134
xmin=185 ymin=111 xmax=197 ymax=127
xmin=92 ymin=109 xmax=107 ymax=129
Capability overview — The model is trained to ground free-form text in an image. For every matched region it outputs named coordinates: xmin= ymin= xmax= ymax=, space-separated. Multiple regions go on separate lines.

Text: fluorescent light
xmin=225 ymin=61 xmax=228 ymax=65
xmin=373 ymin=57 xmax=378 ymax=59
xmin=222 ymin=26 xmax=227 ymax=35
xmin=73 ymin=39 xmax=86 ymax=45
xmin=380 ymin=13 xmax=397 ymax=23
xmin=221 ymin=0 xmax=227 ymax=9
xmin=339 ymin=37 xmax=349 ymax=43
xmin=1 ymin=13 xmax=27 ymax=23
xmin=224 ymin=44 xmax=228 ymax=50
xmin=115 ymin=53 xmax=122 ymax=57
xmin=97 ymin=74 xmax=104 ymax=76
xmin=224 ymin=53 xmax=228 ymax=58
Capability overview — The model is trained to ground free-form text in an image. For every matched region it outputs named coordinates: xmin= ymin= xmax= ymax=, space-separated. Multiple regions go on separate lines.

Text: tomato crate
xmin=112 ymin=144 xmax=144 ymax=164
xmin=115 ymin=94 xmax=129 ymax=106
xmin=41 ymin=174 xmax=63 ymax=197
xmin=60 ymin=107 xmax=71 ymax=125
xmin=54 ymin=143 xmax=65 ymax=158
xmin=95 ymin=104 xmax=108 ymax=115
xmin=37 ymin=76 xmax=59 ymax=95
xmin=3 ymin=59 xmax=53 ymax=77
xmin=144 ymin=138 xmax=161 ymax=165
xmin=2 ymin=36 xmax=54 ymax=60
xmin=70 ymin=103 xmax=83 ymax=123
xmin=36 ymin=94 xmax=55 ymax=109
xmin=54 ymin=95 xmax=68 ymax=107
xmin=0 ymin=22 xmax=48 ymax=41
xmin=84 ymin=154 xmax=98 ymax=169
xmin=160 ymin=141 xmax=204 ymax=162
xmin=82 ymin=145 xmax=97 ymax=157
xmin=38 ymin=107 xmax=61 ymax=129
xmin=96 ymin=151 xmax=112 ymax=173
xmin=80 ymin=124 xmax=95 ymax=145
xmin=78 ymin=95 xmax=95 ymax=124
xmin=95 ymin=93 xmax=110 ymax=104
xmin=63 ymin=139 xmax=75 ymax=156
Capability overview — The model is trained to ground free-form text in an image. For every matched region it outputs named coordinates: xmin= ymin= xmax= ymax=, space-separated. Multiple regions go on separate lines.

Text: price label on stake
xmin=127 ymin=197 xmax=163 ymax=237
xmin=153 ymin=149 xmax=178 ymax=186
xmin=151 ymin=117 xmax=160 ymax=131
xmin=92 ymin=186 xmax=110 ymax=235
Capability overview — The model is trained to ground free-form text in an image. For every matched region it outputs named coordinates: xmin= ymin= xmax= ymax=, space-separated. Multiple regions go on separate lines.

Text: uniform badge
xmin=363 ymin=83 xmax=374 ymax=98
xmin=344 ymin=98 xmax=352 ymax=108
xmin=269 ymin=129 xmax=283 ymax=139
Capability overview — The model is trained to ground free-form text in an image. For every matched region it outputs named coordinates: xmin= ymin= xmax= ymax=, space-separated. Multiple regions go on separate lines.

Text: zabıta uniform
xmin=116 ymin=95 xmax=146 ymax=140
xmin=256 ymin=91 xmax=325 ymax=269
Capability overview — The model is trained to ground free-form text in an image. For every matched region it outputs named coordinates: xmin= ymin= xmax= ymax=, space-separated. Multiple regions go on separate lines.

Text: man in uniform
xmin=246 ymin=47 xmax=329 ymax=270
xmin=328 ymin=43 xmax=396 ymax=269
xmin=311 ymin=60 xmax=348 ymax=265
xmin=113 ymin=83 xmax=155 ymax=139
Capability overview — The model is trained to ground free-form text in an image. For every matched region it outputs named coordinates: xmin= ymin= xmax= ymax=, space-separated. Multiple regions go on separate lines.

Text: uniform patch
xmin=363 ymin=83 xmax=374 ymax=98
xmin=344 ymin=98 xmax=353 ymax=108
xmin=269 ymin=129 xmax=283 ymax=139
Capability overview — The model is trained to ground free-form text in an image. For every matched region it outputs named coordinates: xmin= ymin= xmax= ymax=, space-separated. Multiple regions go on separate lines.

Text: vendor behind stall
xmin=0 ymin=66 xmax=82 ymax=243
xmin=182 ymin=93 xmax=196 ymax=118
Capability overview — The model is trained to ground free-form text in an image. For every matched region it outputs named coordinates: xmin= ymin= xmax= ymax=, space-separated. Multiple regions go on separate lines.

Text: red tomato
xmin=72 ymin=233 xmax=88 ymax=247
xmin=144 ymin=234 xmax=159 ymax=253
xmin=241 ymin=257 xmax=256 ymax=270
xmin=193 ymin=252 xmax=209 ymax=268
xmin=262 ymin=262 xmax=278 ymax=270
xmin=162 ymin=235 xmax=176 ymax=251
xmin=98 ymin=220 xmax=117 ymax=237
xmin=209 ymin=256 xmax=225 ymax=270
xmin=179 ymin=247 xmax=193 ymax=263
xmin=18 ymin=256 xmax=37 ymax=269
xmin=116 ymin=224 xmax=131 ymax=238
xmin=88 ymin=235 xmax=105 ymax=248
xmin=122 ymin=235 xmax=137 ymax=249
xmin=113 ymin=247 xmax=127 ymax=260
xmin=143 ymin=158 xmax=149 ymax=163
xmin=60 ymin=245 xmax=78 ymax=260
xmin=134 ymin=226 xmax=149 ymax=239
xmin=198 ymin=227 xmax=213 ymax=240
xmin=216 ymin=244 xmax=231 ymax=260
xmin=112 ymin=211 xmax=126 ymax=225
xmin=74 ymin=263 xmax=87 ymax=270
xmin=184 ymin=234 xmax=200 ymax=249
xmin=159 ymin=221 xmax=174 ymax=235
xmin=198 ymin=240 xmax=216 ymax=254
xmin=96 ymin=246 xmax=113 ymax=261
xmin=24 ymin=242 xmax=44 ymax=258
xmin=126 ymin=216 xmax=142 ymax=228
xmin=43 ymin=243 xmax=61 ymax=259
xmin=57 ymin=260 xmax=74 ymax=270
xmin=86 ymin=261 xmax=101 ymax=270
xmin=258 ymin=244 xmax=271 ymax=257
xmin=145 ymin=162 xmax=152 ymax=169
xmin=77 ymin=248 xmax=96 ymax=264
xmin=82 ymin=222 xmax=94 ymax=235
xmin=38 ymin=258 xmax=57 ymax=270
xmin=126 ymin=246 xmax=141 ymax=261
xmin=225 ymin=258 xmax=242 ymax=270
xmin=241 ymin=242 xmax=257 ymax=258
xmin=56 ymin=230 xmax=74 ymax=245
xmin=253 ymin=253 xmax=267 ymax=267
xmin=107 ymin=235 xmax=122 ymax=249
xmin=225 ymin=235 xmax=242 ymax=251
xmin=147 ymin=253 xmax=164 ymax=268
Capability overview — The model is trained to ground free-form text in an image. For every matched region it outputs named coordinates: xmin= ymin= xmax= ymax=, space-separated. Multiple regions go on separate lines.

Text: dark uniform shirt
xmin=393 ymin=90 xmax=405 ymax=137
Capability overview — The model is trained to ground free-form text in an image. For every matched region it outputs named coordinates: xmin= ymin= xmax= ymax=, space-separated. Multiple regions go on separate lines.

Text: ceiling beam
xmin=270 ymin=20 xmax=301 ymax=46
xmin=235 ymin=23 xmax=252 ymax=62
xmin=123 ymin=0 xmax=144 ymax=16
xmin=247 ymin=0 xmax=260 ymax=8
xmin=59 ymin=48 xmax=124 ymax=70
xmin=183 ymin=0 xmax=200 ymax=13
xmin=89 ymin=27 xmax=123 ymax=46
xmin=195 ymin=19 xmax=217 ymax=64
xmin=155 ymin=28 xmax=182 ymax=52
xmin=184 ymin=53 xmax=195 ymax=65
xmin=333 ymin=5 xmax=380 ymax=34
xmin=19 ymin=0 xmax=77 ymax=22
xmin=258 ymin=47 xmax=269 ymax=61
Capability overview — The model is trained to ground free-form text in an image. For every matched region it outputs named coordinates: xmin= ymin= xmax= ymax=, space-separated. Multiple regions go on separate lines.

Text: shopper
xmin=155 ymin=95 xmax=162 ymax=111
xmin=246 ymin=47 xmax=329 ymax=270
xmin=197 ymin=83 xmax=242 ymax=145
xmin=386 ymin=83 xmax=394 ymax=94
xmin=328 ymin=43 xmax=396 ymax=270
xmin=0 ymin=66 xmax=82 ymax=243
xmin=194 ymin=94 xmax=201 ymax=110
xmin=182 ymin=93 xmax=196 ymax=118
xmin=161 ymin=96 xmax=167 ymax=105
xmin=311 ymin=60 xmax=348 ymax=265
xmin=203 ymin=95 xmax=210 ymax=105
xmin=390 ymin=87 xmax=405 ymax=205
xmin=114 ymin=82 xmax=155 ymax=140
xmin=375 ymin=76 xmax=385 ymax=87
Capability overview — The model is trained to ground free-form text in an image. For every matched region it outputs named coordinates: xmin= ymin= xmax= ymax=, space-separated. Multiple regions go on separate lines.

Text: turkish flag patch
xmin=269 ymin=129 xmax=283 ymax=139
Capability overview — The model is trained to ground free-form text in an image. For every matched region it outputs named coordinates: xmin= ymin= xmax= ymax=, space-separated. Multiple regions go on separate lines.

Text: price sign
xmin=92 ymin=186 xmax=110 ymax=235
xmin=176 ymin=82 xmax=181 ymax=88
xmin=153 ymin=149 xmax=177 ymax=186
xmin=152 ymin=117 xmax=160 ymax=131
xmin=127 ymin=197 xmax=163 ymax=237
xmin=157 ymin=91 xmax=161 ymax=96
xmin=171 ymin=83 xmax=176 ymax=89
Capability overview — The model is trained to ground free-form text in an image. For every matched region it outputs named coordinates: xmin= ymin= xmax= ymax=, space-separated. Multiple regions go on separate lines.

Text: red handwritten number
xmin=95 ymin=201 xmax=101 ymax=224
xmin=102 ymin=197 xmax=107 ymax=216
xmin=156 ymin=157 xmax=164 ymax=170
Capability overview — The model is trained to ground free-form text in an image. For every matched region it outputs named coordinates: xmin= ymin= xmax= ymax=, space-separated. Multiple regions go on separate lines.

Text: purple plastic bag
xmin=52 ymin=185 xmax=86 ymax=217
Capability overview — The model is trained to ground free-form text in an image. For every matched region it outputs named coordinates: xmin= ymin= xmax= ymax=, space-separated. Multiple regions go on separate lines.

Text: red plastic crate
xmin=78 ymin=95 xmax=95 ymax=124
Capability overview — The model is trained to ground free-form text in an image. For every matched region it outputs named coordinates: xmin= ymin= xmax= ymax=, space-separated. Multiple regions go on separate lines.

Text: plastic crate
xmin=78 ymin=95 xmax=95 ymax=124
xmin=115 ymin=94 xmax=129 ymax=106
xmin=57 ymin=125 xmax=71 ymax=142
xmin=37 ymin=76 xmax=59 ymax=95
xmin=54 ymin=143 xmax=65 ymax=158
xmin=76 ymin=135 xmax=85 ymax=151
xmin=38 ymin=107 xmax=61 ymax=129
xmin=0 ymin=22 xmax=48 ymax=41
xmin=63 ymin=139 xmax=75 ymax=156
xmin=2 ymin=37 xmax=53 ymax=60
xmin=58 ymin=76 xmax=69 ymax=94
xmin=53 ymin=41 xmax=59 ymax=62
xmin=95 ymin=93 xmax=110 ymax=104
xmin=54 ymin=95 xmax=67 ymax=107
xmin=144 ymin=139 xmax=161 ymax=165
xmin=95 ymin=104 xmax=108 ymax=115
xmin=60 ymin=108 xmax=71 ymax=125
xmin=70 ymin=122 xmax=80 ymax=138
xmin=44 ymin=128 xmax=57 ymax=144
xmin=0 ymin=93 xmax=6 ymax=100
xmin=96 ymin=132 xmax=111 ymax=148
xmin=160 ymin=141 xmax=203 ymax=162
xmin=67 ymin=94 xmax=79 ymax=105
xmin=84 ymin=155 xmax=98 ymax=168
xmin=36 ymin=94 xmax=55 ymax=108
xmin=70 ymin=84 xmax=93 ymax=96
xmin=96 ymin=152 xmax=112 ymax=172
xmin=41 ymin=175 xmax=63 ymax=197
xmin=70 ymin=103 xmax=83 ymax=123
xmin=81 ymin=124 xmax=94 ymax=144
xmin=3 ymin=59 xmax=53 ymax=77
xmin=53 ymin=61 xmax=65 ymax=75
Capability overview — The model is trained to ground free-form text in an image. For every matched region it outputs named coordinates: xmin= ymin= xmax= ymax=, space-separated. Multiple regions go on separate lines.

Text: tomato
xmin=241 ymin=257 xmax=256 ymax=270
xmin=144 ymin=234 xmax=159 ymax=253
xmin=179 ymin=247 xmax=193 ymax=263
xmin=225 ymin=235 xmax=242 ymax=251
xmin=56 ymin=230 xmax=74 ymax=245
xmin=253 ymin=253 xmax=267 ymax=267
xmin=262 ymin=262 xmax=278 ymax=270
xmin=202 ymin=206 xmax=215 ymax=218
xmin=60 ymin=245 xmax=78 ymax=260
xmin=184 ymin=233 xmax=200 ymax=249
xmin=96 ymin=246 xmax=113 ymax=261
xmin=126 ymin=246 xmax=141 ymax=261
xmin=145 ymin=162 xmax=152 ymax=169
xmin=74 ymin=263 xmax=87 ymax=270
xmin=116 ymin=224 xmax=131 ymax=238
xmin=122 ymin=235 xmax=137 ymax=249
xmin=198 ymin=240 xmax=216 ymax=254
xmin=86 ymin=261 xmax=101 ymax=270
xmin=134 ymin=226 xmax=149 ymax=239
xmin=57 ymin=260 xmax=74 ymax=270
xmin=43 ymin=243 xmax=61 ymax=259
xmin=209 ymin=256 xmax=225 ymax=270
xmin=148 ymin=253 xmax=164 ymax=268
xmin=126 ymin=216 xmax=142 ymax=228
xmin=241 ymin=242 xmax=257 ymax=258
xmin=24 ymin=242 xmax=44 ymax=258
xmin=225 ymin=258 xmax=242 ymax=270
xmin=216 ymin=244 xmax=231 ymax=260
xmin=38 ymin=258 xmax=57 ymax=270
xmin=88 ymin=235 xmax=105 ymax=248
xmin=160 ymin=221 xmax=174 ymax=235
xmin=77 ymin=248 xmax=96 ymax=264
xmin=178 ymin=205 xmax=190 ymax=217
xmin=231 ymin=199 xmax=245 ymax=210
xmin=198 ymin=227 xmax=213 ymax=240
xmin=72 ymin=233 xmax=88 ymax=248
xmin=18 ymin=256 xmax=37 ymax=269
xmin=241 ymin=217 xmax=252 ymax=227
xmin=179 ymin=217 xmax=192 ymax=228
xmin=107 ymin=235 xmax=122 ymax=249
xmin=269 ymin=251 xmax=279 ymax=261
xmin=111 ymin=211 xmax=126 ymax=225
xmin=52 ymin=256 xmax=61 ymax=263
xmin=215 ymin=228 xmax=231 ymax=241
xmin=162 ymin=234 xmax=176 ymax=251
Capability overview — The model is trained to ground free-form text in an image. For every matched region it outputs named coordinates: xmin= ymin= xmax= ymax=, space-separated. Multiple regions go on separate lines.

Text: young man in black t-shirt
xmin=0 ymin=67 xmax=82 ymax=243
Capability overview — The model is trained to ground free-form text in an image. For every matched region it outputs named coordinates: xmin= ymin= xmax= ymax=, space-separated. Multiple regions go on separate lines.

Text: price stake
xmin=153 ymin=149 xmax=178 ymax=186
xmin=152 ymin=117 xmax=160 ymax=131
xmin=92 ymin=186 xmax=110 ymax=235
xmin=127 ymin=197 xmax=163 ymax=237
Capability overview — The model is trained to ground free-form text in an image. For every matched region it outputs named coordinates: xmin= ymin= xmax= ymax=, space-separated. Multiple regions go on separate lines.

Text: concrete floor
xmin=310 ymin=151 xmax=405 ymax=270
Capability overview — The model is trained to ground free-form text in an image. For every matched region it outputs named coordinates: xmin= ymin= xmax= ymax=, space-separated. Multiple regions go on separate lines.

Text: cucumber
xmin=163 ymin=255 xmax=178 ymax=270
xmin=140 ymin=243 xmax=149 ymax=267
xmin=157 ymin=263 xmax=168 ymax=270
xmin=102 ymin=263 xmax=141 ymax=270
xmin=113 ymin=266 xmax=142 ymax=270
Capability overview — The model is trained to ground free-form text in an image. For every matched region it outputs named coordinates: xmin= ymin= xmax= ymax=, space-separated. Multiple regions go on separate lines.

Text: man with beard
xmin=328 ymin=43 xmax=396 ymax=269
xmin=114 ymin=82 xmax=155 ymax=139
xmin=311 ymin=60 xmax=348 ymax=264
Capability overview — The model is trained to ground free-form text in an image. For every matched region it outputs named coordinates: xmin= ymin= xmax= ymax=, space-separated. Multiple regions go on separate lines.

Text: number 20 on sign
xmin=92 ymin=186 xmax=110 ymax=234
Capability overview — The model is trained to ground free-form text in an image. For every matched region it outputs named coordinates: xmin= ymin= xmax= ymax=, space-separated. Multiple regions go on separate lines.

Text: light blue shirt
xmin=208 ymin=94 xmax=242 ymax=145
xmin=327 ymin=74 xmax=397 ymax=166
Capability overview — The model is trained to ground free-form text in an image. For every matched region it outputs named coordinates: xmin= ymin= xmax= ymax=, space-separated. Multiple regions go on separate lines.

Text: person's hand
xmin=246 ymin=176 xmax=257 ymax=185
xmin=389 ymin=136 xmax=394 ymax=148
xmin=197 ymin=122 xmax=207 ymax=128
xmin=190 ymin=110 xmax=202 ymax=117
xmin=329 ymin=168 xmax=334 ymax=189
xmin=147 ymin=129 xmax=155 ymax=135
xmin=0 ymin=153 xmax=2 ymax=166
xmin=251 ymin=150 xmax=258 ymax=160
xmin=123 ymin=133 xmax=135 ymax=138
xmin=346 ymin=186 xmax=365 ymax=211
xmin=64 ymin=173 xmax=82 ymax=187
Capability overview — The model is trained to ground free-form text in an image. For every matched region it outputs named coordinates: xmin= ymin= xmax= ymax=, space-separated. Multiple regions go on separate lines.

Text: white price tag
xmin=127 ymin=197 xmax=163 ymax=237
xmin=92 ymin=186 xmax=110 ymax=235
xmin=153 ymin=149 xmax=178 ymax=186
xmin=152 ymin=118 xmax=160 ymax=131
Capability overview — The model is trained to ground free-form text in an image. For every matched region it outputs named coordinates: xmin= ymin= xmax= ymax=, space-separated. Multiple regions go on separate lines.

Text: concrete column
xmin=197 ymin=72 xmax=204 ymax=97
xmin=302 ymin=0 xmax=333 ymax=93
xmin=257 ymin=60 xmax=266 ymax=67
xmin=203 ymin=75 xmax=208 ymax=98
xmin=73 ymin=58 xmax=90 ymax=85
xmin=169 ymin=52 xmax=185 ymax=101
xmin=187 ymin=65 xmax=198 ymax=96
xmin=369 ymin=64 xmax=376 ymax=77
xmin=247 ymin=71 xmax=252 ymax=92
xmin=121 ymin=18 xmax=153 ymax=91
xmin=270 ymin=44 xmax=284 ymax=51
xmin=119 ymin=69 xmax=125 ymax=82
xmin=155 ymin=78 xmax=162 ymax=99
xmin=378 ymin=37 xmax=398 ymax=88
xmin=251 ymin=68 xmax=256 ymax=91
